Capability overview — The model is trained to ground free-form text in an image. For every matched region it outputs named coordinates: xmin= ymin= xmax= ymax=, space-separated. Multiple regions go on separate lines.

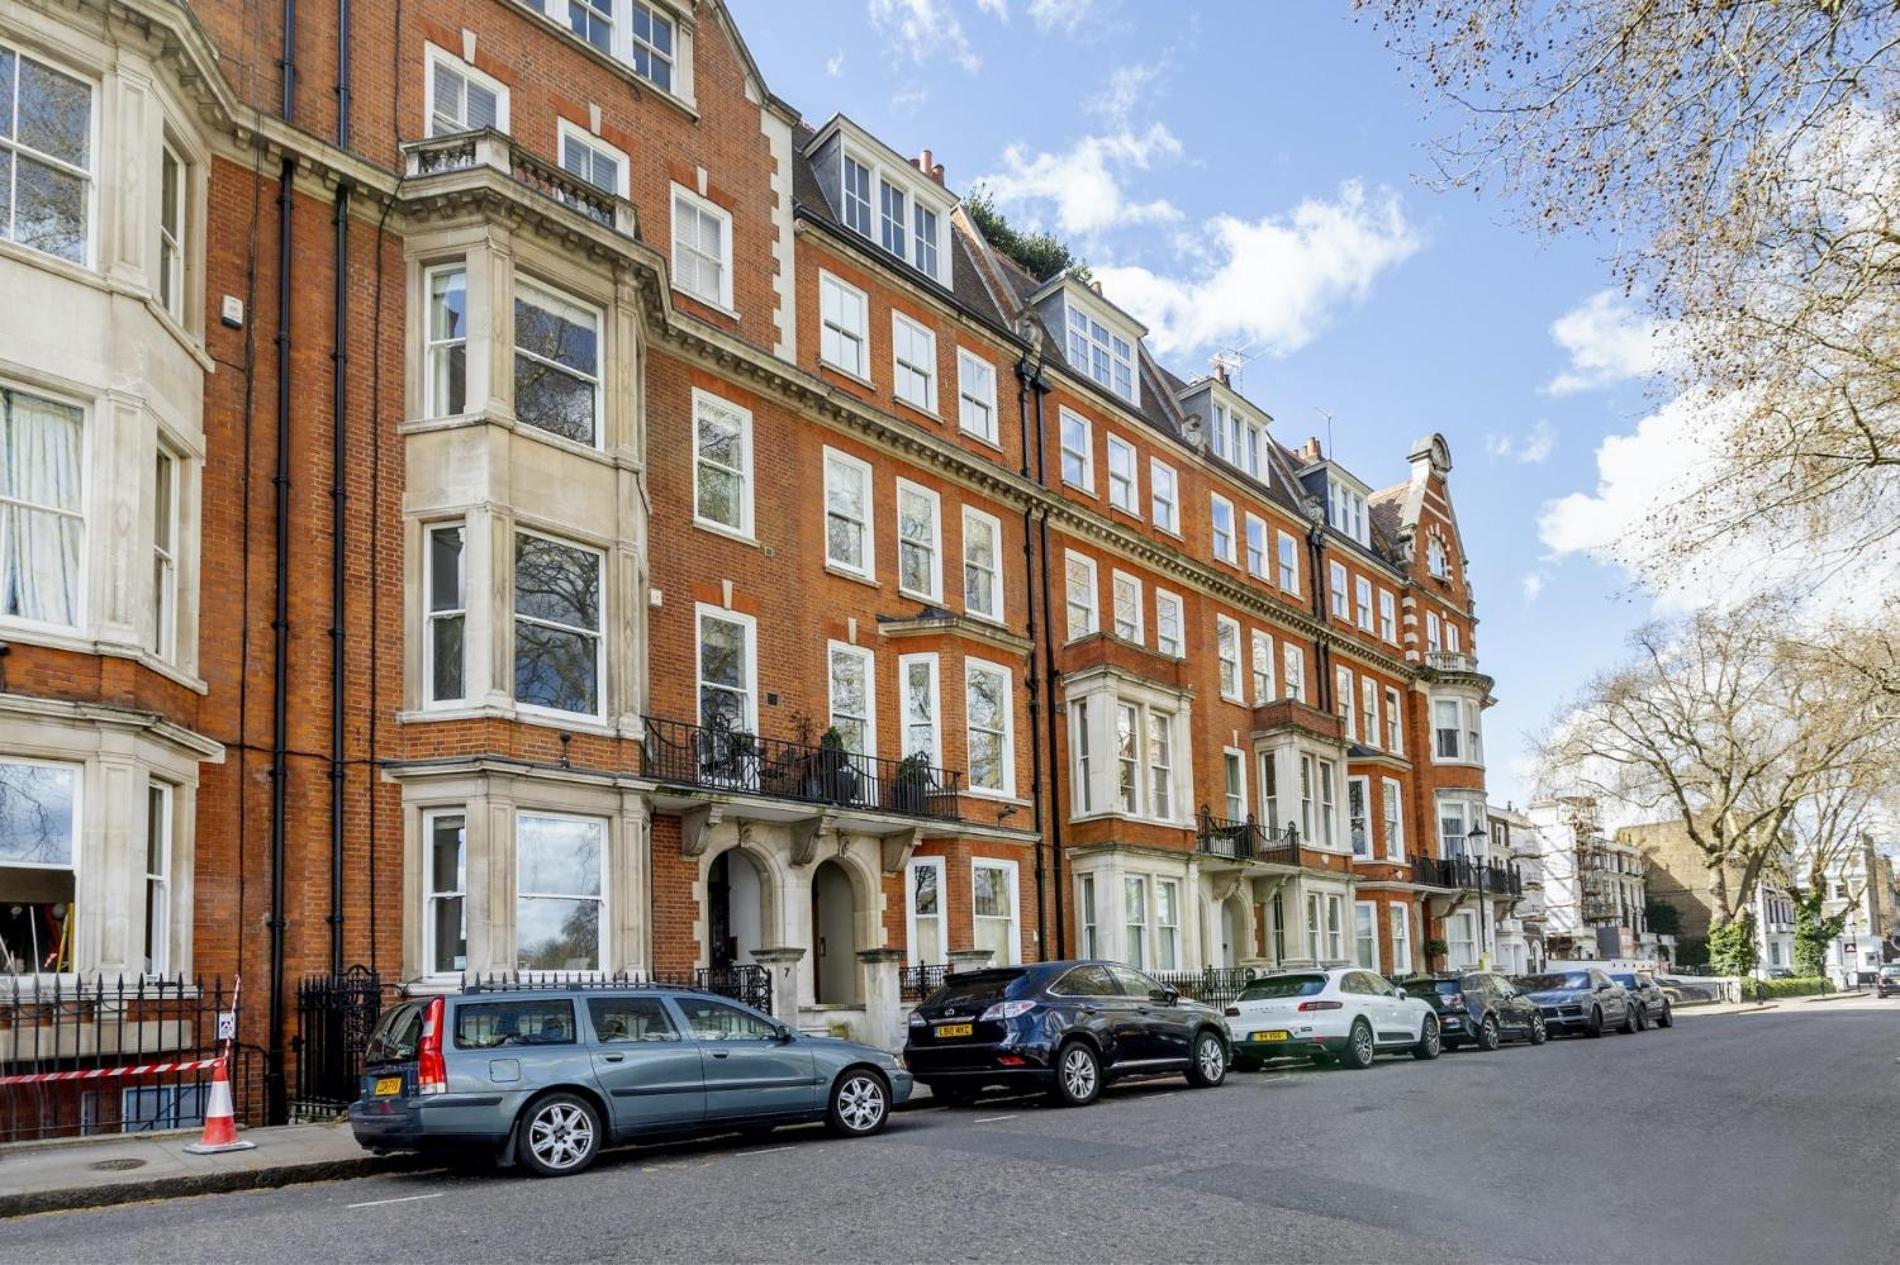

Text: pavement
xmin=6 ymin=995 xmax=1899 ymax=1262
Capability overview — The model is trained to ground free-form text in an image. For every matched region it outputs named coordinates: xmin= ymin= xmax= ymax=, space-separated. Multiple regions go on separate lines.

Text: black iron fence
xmin=291 ymin=967 xmax=389 ymax=1121
xmin=463 ymin=966 xmax=774 ymax=1014
xmin=1150 ymin=967 xmax=1265 ymax=1012
xmin=642 ymin=715 xmax=963 ymax=822
xmin=1 ymin=975 xmax=257 ymax=1143
xmin=1195 ymin=811 xmax=1306 ymax=867
xmin=899 ymin=964 xmax=953 ymax=1003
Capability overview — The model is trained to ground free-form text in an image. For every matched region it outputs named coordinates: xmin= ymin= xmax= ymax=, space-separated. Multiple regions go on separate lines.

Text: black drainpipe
xmin=335 ymin=0 xmax=352 ymax=150
xmin=1307 ymin=523 xmax=1333 ymax=714
xmin=281 ymin=0 xmax=298 ymax=121
xmin=1012 ymin=357 xmax=1047 ymax=959
xmin=327 ymin=182 xmax=350 ymax=975
xmin=1029 ymin=378 xmax=1065 ymax=958
xmin=266 ymin=155 xmax=295 ymax=1126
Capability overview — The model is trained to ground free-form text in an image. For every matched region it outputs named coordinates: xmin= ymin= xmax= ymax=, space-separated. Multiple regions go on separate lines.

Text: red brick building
xmin=0 ymin=0 xmax=1503 ymax=1127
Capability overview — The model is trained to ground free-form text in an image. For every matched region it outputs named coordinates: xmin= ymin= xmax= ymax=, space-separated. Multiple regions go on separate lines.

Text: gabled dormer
xmin=1174 ymin=373 xmax=1270 ymax=480
xmin=1288 ymin=439 xmax=1373 ymax=550
xmin=804 ymin=115 xmax=957 ymax=287
xmin=1030 ymin=274 xmax=1145 ymax=408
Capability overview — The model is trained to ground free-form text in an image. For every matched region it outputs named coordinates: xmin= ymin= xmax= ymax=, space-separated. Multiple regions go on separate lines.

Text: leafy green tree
xmin=1708 ymin=913 xmax=1758 ymax=978
xmin=960 ymin=185 xmax=1090 ymax=284
xmin=1792 ymin=884 xmax=1852 ymax=979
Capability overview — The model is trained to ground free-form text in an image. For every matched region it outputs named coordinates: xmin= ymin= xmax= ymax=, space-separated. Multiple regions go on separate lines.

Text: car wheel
xmin=1619 ymin=1005 xmax=1637 ymax=1034
xmin=1411 ymin=1015 xmax=1442 ymax=1061
xmin=1185 ymin=1030 xmax=1228 ymax=1088
xmin=1343 ymin=1019 xmax=1376 ymax=1070
xmin=825 ymin=1070 xmax=890 ymax=1138
xmin=1656 ymin=1004 xmax=1674 ymax=1029
xmin=516 ymin=1093 xmax=602 ymax=1178
xmin=1586 ymin=1007 xmax=1604 ymax=1038
xmin=1476 ymin=1015 xmax=1501 ymax=1052
xmin=1633 ymin=1004 xmax=1649 ymax=1032
xmin=1529 ymin=1014 xmax=1549 ymax=1046
xmin=1049 ymin=1040 xmax=1103 ymax=1107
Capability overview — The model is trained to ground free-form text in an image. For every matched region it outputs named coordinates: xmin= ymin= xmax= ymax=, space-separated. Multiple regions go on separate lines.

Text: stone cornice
xmin=0 ymin=691 xmax=225 ymax=762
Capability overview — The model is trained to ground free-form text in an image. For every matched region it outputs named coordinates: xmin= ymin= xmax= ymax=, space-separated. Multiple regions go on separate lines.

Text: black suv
xmin=1399 ymin=971 xmax=1548 ymax=1050
xmin=902 ymin=961 xmax=1232 ymax=1107
xmin=1611 ymin=971 xmax=1674 ymax=1028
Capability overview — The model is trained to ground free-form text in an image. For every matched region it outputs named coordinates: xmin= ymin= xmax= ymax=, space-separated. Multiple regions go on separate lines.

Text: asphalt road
xmin=9 ymin=999 xmax=1899 ymax=1263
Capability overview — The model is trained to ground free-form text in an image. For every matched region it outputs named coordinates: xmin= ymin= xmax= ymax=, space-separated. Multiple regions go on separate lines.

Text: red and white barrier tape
xmin=0 ymin=1056 xmax=223 ymax=1087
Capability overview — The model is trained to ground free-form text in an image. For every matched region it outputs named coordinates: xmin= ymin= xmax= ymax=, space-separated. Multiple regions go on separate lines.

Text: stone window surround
xmin=1068 ymin=849 xmax=1203 ymax=974
xmin=1062 ymin=665 xmax=1194 ymax=830
xmin=396 ymin=766 xmax=652 ymax=986
xmin=0 ymin=696 xmax=216 ymax=981
xmin=1255 ymin=734 xmax=1350 ymax=855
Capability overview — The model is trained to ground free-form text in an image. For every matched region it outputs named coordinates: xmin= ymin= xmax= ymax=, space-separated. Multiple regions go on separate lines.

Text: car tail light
xmin=1444 ymin=993 xmax=1465 ymax=1010
xmin=979 ymin=1000 xmax=1037 ymax=1021
xmin=1224 ymin=1006 xmax=1241 ymax=1017
xmin=417 ymin=995 xmax=447 ymax=1096
xmin=997 ymin=1055 xmax=1027 ymax=1067
xmin=1297 ymin=1000 xmax=1343 ymax=1012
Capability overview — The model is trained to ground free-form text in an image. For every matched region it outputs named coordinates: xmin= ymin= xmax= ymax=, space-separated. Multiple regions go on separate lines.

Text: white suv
xmin=1225 ymin=968 xmax=1442 ymax=1070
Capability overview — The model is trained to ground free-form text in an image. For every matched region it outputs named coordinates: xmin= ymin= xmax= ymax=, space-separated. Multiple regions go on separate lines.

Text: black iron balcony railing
xmin=1195 ymin=811 xmax=1306 ymax=867
xmin=899 ymin=964 xmax=954 ymax=1003
xmin=1410 ymin=854 xmax=1523 ymax=895
xmin=641 ymin=715 xmax=963 ymax=822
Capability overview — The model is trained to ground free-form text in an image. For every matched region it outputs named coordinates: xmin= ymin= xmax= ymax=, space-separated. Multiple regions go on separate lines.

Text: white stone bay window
xmin=1065 ymin=669 xmax=1192 ymax=826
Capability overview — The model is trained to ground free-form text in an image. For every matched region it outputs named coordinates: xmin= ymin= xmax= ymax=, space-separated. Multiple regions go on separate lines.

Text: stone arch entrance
xmin=811 ymin=858 xmax=860 ymax=1004
xmin=1218 ymin=893 xmax=1247 ymax=969
xmin=708 ymin=847 xmax=769 ymax=969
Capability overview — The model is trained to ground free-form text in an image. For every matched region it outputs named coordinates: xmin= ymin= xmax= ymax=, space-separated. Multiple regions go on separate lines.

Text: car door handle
xmin=711 ymin=1050 xmax=731 ymax=1059
xmin=602 ymin=1053 xmax=625 ymax=1063
xmin=1078 ymin=1006 xmax=1098 ymax=1016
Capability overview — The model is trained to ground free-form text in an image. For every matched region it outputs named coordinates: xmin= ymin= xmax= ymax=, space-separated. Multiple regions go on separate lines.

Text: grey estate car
xmin=348 ymin=987 xmax=911 ymax=1176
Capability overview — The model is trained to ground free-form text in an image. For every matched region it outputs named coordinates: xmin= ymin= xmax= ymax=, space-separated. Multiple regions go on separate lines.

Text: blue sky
xmin=728 ymin=0 xmax=1670 ymax=807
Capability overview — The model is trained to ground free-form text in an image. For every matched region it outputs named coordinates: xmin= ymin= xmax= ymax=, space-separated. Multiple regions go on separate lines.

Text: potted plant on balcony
xmin=891 ymin=752 xmax=936 ymax=816
xmin=1423 ymin=937 xmax=1449 ymax=971
xmin=812 ymin=726 xmax=860 ymax=806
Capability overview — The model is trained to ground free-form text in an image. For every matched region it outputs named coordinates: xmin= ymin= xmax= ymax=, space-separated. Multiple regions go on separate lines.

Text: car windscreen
xmin=1519 ymin=972 xmax=1591 ymax=992
xmin=1416 ymin=979 xmax=1464 ymax=996
xmin=925 ymin=969 xmax=1028 ymax=1006
xmin=1610 ymin=973 xmax=1638 ymax=988
xmin=1881 ymin=965 xmax=1900 ymax=977
xmin=364 ymin=1002 xmax=424 ymax=1064
xmin=1237 ymin=974 xmax=1327 ymax=1001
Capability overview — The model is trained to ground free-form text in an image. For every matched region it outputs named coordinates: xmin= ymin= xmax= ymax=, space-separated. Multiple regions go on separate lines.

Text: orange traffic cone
xmin=184 ymin=1056 xmax=256 ymax=1154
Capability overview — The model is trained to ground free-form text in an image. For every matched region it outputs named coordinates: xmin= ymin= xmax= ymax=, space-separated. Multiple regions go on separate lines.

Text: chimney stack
xmin=915 ymin=149 xmax=944 ymax=184
xmin=1299 ymin=436 xmax=1323 ymax=463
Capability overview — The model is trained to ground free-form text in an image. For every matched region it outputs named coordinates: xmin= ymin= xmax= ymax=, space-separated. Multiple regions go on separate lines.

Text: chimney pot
xmin=916 ymin=149 xmax=944 ymax=184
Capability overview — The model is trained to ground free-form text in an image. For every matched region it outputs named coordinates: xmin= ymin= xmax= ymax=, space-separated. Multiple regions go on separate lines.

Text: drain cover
xmin=88 ymin=1157 xmax=147 ymax=1172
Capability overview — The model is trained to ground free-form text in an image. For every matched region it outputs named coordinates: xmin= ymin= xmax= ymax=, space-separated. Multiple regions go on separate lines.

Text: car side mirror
xmin=774 ymin=1022 xmax=795 ymax=1043
xmin=1151 ymin=987 xmax=1179 ymax=1005
xmin=1596 ymin=982 xmax=1612 ymax=992
xmin=1394 ymin=987 xmax=1408 ymax=1001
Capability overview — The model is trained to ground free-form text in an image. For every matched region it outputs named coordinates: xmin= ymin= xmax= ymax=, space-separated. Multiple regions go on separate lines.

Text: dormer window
xmin=1327 ymin=475 xmax=1369 ymax=548
xmin=819 ymin=126 xmax=953 ymax=284
xmin=880 ymin=180 xmax=907 ymax=257
xmin=1210 ymin=401 xmax=1264 ymax=478
xmin=842 ymin=156 xmax=873 ymax=236
xmin=1065 ymin=301 xmax=1135 ymax=404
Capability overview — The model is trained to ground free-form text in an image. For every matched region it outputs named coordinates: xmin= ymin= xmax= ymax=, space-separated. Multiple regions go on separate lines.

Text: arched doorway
xmin=1218 ymin=894 xmax=1245 ymax=969
xmin=811 ymin=859 xmax=859 ymax=1004
xmin=708 ymin=849 xmax=766 ymax=969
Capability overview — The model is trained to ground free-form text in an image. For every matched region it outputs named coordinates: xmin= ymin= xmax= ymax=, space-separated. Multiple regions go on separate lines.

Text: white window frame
xmin=514 ymin=810 xmax=608 ymax=976
xmin=895 ymin=479 xmax=943 ymax=602
xmin=1348 ymin=774 xmax=1371 ymax=859
xmin=1389 ymin=904 xmax=1413 ymax=974
xmin=422 ymin=808 xmax=467 ymax=978
xmin=1362 ymin=677 xmax=1381 ymax=749
xmin=143 ymin=782 xmax=173 ymax=977
xmin=1245 ymin=514 xmax=1268 ymax=579
xmin=1283 ymin=643 xmax=1305 ymax=703
xmin=1329 ymin=560 xmax=1350 ymax=620
xmin=1337 ymin=665 xmax=1355 ymax=736
xmin=0 ymin=759 xmax=82 ymax=977
xmin=1210 ymin=494 xmax=1237 ymax=565
xmin=891 ymin=311 xmax=939 ymax=414
xmin=558 ymin=120 xmax=630 ymax=197
xmin=512 ymin=529 xmax=606 ymax=722
xmin=1354 ymin=576 xmax=1374 ymax=631
xmin=0 ymin=385 xmax=88 ymax=635
xmin=961 ymin=506 xmax=1004 ymax=623
xmin=972 ymin=858 xmax=1022 ymax=966
xmin=1382 ymin=777 xmax=1405 ymax=861
xmin=956 ymin=349 xmax=997 ymax=444
xmin=837 ymin=143 xmax=949 ymax=281
xmin=670 ymin=183 xmax=734 ymax=311
xmin=424 ymin=44 xmax=510 ymax=136
xmin=696 ymin=603 xmax=759 ymax=733
xmin=1150 ymin=458 xmax=1179 ymax=534
xmin=422 ymin=263 xmax=468 ymax=419
xmin=1154 ymin=588 xmax=1183 ymax=657
xmin=157 ymin=140 xmax=187 ymax=321
xmin=1250 ymin=629 xmax=1275 ymax=706
xmin=1354 ymin=901 xmax=1380 ymax=971
xmin=905 ymin=855 xmax=947 ymax=967
xmin=822 ymin=447 xmax=874 ymax=579
xmin=1277 ymin=530 xmax=1299 ymax=594
xmin=1385 ymin=687 xmax=1404 ymax=754
xmin=692 ymin=388 xmax=754 ymax=539
xmin=1216 ymin=614 xmax=1243 ymax=702
xmin=1427 ymin=611 xmax=1442 ymax=654
xmin=150 ymin=448 xmax=179 ymax=662
xmin=1378 ymin=589 xmax=1397 ymax=643
xmin=1110 ymin=570 xmax=1144 ymax=645
xmin=1064 ymin=295 xmax=1138 ymax=405
xmin=1432 ymin=696 xmax=1466 ymax=764
xmin=423 ymin=519 xmax=467 ymax=706
xmin=964 ymin=658 xmax=1016 ymax=799
xmin=1078 ymin=873 xmax=1099 ymax=959
xmin=1155 ymin=877 xmax=1181 ymax=971
xmin=1222 ymin=747 xmax=1248 ymax=821
xmin=1105 ymin=434 xmax=1139 ymax=515
xmin=826 ymin=641 xmax=877 ymax=757
xmin=1059 ymin=408 xmax=1095 ymax=493
xmin=899 ymin=652 xmax=942 ymax=764
xmin=513 ymin=277 xmax=604 ymax=449
xmin=1064 ymin=550 xmax=1099 ymax=642
xmin=1072 ymin=699 xmax=1093 ymax=814
xmin=1124 ymin=875 xmax=1149 ymax=970
xmin=818 ymin=271 xmax=870 ymax=381
xmin=627 ymin=1 xmax=679 ymax=94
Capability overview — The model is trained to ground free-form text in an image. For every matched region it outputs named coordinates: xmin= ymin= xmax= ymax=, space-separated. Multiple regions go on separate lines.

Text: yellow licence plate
xmin=1250 ymin=1030 xmax=1290 ymax=1042
xmin=936 ymin=1023 xmax=974 ymax=1039
xmin=374 ymin=1076 xmax=404 ymax=1096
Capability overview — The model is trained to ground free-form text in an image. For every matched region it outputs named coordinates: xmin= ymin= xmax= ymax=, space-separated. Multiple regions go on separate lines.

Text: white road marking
xmin=1250 ymin=1073 xmax=1293 ymax=1084
xmin=345 ymin=1192 xmax=446 ymax=1210
xmin=740 ymin=1145 xmax=796 ymax=1156
xmin=973 ymin=1114 xmax=1018 ymax=1123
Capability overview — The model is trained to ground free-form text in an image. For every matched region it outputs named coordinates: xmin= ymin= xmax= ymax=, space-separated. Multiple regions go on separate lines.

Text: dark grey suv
xmin=349 ymin=987 xmax=910 ymax=1176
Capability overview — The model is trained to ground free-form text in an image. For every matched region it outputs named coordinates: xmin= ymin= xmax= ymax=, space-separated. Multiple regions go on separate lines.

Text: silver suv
xmin=348 ymin=987 xmax=910 ymax=1176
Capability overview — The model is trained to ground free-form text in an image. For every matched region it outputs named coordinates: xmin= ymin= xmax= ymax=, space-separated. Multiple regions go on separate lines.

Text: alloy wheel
xmin=527 ymin=1101 xmax=595 ymax=1172
xmin=1062 ymin=1045 xmax=1099 ymax=1100
xmin=835 ymin=1075 xmax=886 ymax=1133
xmin=1352 ymin=1023 xmax=1375 ymax=1065
xmin=1423 ymin=1017 xmax=1441 ymax=1057
xmin=1196 ymin=1036 xmax=1225 ymax=1083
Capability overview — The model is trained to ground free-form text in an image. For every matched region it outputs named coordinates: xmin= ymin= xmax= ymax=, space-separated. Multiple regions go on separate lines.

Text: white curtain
xmin=3 ymin=391 xmax=83 ymax=626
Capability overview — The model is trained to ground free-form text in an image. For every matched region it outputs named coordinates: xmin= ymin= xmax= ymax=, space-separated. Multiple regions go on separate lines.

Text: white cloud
xmin=868 ymin=0 xmax=981 ymax=73
xmin=979 ymin=123 xmax=1185 ymax=236
xmin=826 ymin=49 xmax=845 ymax=77
xmin=1028 ymin=0 xmax=1100 ymax=34
xmin=976 ymin=0 xmax=1009 ymax=17
xmin=1092 ymin=181 xmax=1421 ymax=358
xmin=1542 ymin=290 xmax=1666 ymax=395
xmin=1086 ymin=61 xmax=1162 ymax=125
xmin=1484 ymin=419 xmax=1556 ymax=464
xmin=890 ymin=86 xmax=929 ymax=114
xmin=1521 ymin=572 xmax=1546 ymax=605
